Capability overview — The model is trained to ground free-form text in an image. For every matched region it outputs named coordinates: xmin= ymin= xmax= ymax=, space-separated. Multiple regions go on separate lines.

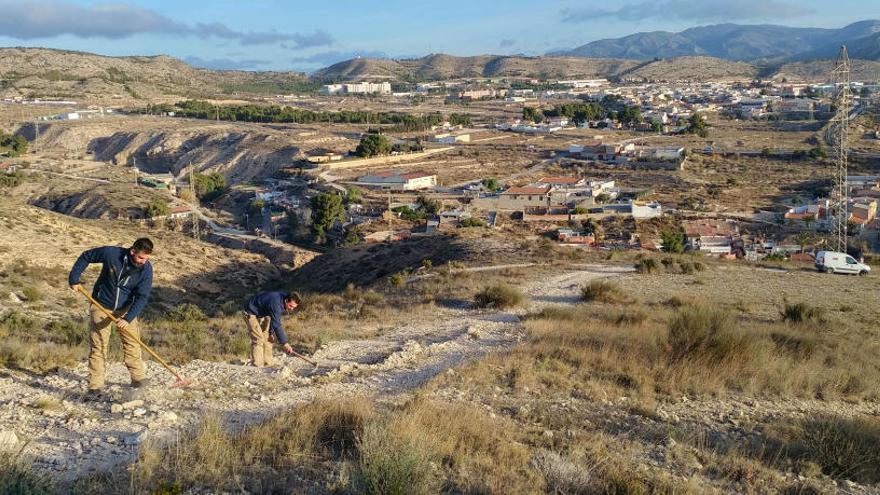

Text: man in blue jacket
xmin=243 ymin=291 xmax=301 ymax=367
xmin=68 ymin=238 xmax=154 ymax=395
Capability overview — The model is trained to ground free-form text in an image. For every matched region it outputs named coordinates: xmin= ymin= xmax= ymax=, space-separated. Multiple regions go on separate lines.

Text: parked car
xmin=815 ymin=251 xmax=871 ymax=275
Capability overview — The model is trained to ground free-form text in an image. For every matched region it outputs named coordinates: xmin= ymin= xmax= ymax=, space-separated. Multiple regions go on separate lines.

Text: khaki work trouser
xmin=88 ymin=304 xmax=145 ymax=390
xmin=243 ymin=312 xmax=274 ymax=367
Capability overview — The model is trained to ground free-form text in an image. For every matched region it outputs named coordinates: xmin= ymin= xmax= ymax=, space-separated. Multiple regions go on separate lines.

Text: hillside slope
xmin=0 ymin=47 xmax=311 ymax=102
xmin=314 ymin=54 xmax=638 ymax=81
xmin=619 ymin=56 xmax=758 ymax=82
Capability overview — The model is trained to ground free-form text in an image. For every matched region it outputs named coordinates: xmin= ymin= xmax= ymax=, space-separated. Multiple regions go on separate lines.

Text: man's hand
xmin=117 ymin=319 xmax=130 ymax=332
xmin=70 ymin=284 xmax=83 ymax=293
xmin=268 ymin=333 xmax=276 ymax=344
xmin=282 ymin=343 xmax=294 ymax=356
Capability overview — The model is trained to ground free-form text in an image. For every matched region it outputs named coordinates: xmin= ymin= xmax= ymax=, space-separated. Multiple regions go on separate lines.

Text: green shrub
xmin=667 ymin=306 xmax=752 ymax=364
xmin=474 ymin=284 xmax=524 ymax=309
xmin=781 ymin=302 xmax=825 ymax=325
xmin=764 ymin=416 xmax=880 ymax=484
xmin=45 ymin=319 xmax=89 ymax=346
xmin=580 ymin=280 xmax=624 ymax=303
xmin=635 ymin=258 xmax=660 ymax=274
xmin=678 ymin=261 xmax=695 ymax=274
xmin=0 ymin=452 xmax=55 ymax=494
xmin=0 ymin=311 xmax=37 ymax=334
xmin=21 ymin=286 xmax=41 ymax=302
xmin=389 ymin=272 xmax=406 ymax=287
xmin=165 ymin=303 xmax=208 ymax=322
xmin=355 ymin=420 xmax=437 ymax=495
xmin=458 ymin=217 xmax=486 ymax=228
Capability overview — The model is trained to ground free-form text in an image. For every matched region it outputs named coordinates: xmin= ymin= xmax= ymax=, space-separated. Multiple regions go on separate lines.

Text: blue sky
xmin=0 ymin=0 xmax=874 ymax=72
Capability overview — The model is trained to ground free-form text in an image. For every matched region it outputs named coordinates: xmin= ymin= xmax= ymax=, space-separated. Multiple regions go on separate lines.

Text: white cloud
xmin=0 ymin=1 xmax=334 ymax=48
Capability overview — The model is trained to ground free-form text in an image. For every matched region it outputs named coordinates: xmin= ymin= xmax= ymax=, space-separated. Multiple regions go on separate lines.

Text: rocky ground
xmin=0 ymin=265 xmax=627 ymax=485
xmin=3 ymin=262 xmax=879 ymax=494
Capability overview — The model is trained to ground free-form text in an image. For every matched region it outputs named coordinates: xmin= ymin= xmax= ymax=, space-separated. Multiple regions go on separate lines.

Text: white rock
xmin=110 ymin=404 xmax=123 ymax=414
xmin=121 ymin=399 xmax=144 ymax=410
xmin=106 ymin=436 xmax=117 ymax=444
xmin=8 ymin=292 xmax=22 ymax=304
xmin=0 ymin=430 xmax=19 ymax=451
xmin=159 ymin=411 xmax=178 ymax=422
xmin=132 ymin=408 xmax=147 ymax=417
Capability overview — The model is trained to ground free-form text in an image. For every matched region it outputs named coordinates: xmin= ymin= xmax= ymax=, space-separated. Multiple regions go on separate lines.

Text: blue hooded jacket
xmin=68 ymin=246 xmax=153 ymax=323
xmin=244 ymin=291 xmax=290 ymax=345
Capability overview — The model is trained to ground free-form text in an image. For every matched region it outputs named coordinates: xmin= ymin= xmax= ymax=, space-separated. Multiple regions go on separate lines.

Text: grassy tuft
xmin=580 ymin=280 xmax=625 ymax=303
xmin=474 ymin=283 xmax=525 ymax=309
xmin=635 ymin=257 xmax=661 ymax=274
xmin=0 ymin=452 xmax=55 ymax=494
xmin=666 ymin=305 xmax=754 ymax=365
xmin=781 ymin=302 xmax=825 ymax=325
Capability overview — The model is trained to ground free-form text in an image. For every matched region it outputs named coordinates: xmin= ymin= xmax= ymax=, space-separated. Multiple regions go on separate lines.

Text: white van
xmin=815 ymin=251 xmax=871 ymax=276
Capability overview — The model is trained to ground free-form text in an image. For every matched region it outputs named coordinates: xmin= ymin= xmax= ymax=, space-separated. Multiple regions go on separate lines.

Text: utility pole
xmin=189 ymin=163 xmax=199 ymax=240
xmin=831 ymin=46 xmax=852 ymax=253
xmin=133 ymin=156 xmax=138 ymax=186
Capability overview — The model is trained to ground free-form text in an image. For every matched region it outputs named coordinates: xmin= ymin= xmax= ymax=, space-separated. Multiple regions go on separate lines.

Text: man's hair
xmin=131 ymin=237 xmax=154 ymax=254
xmin=286 ymin=292 xmax=302 ymax=305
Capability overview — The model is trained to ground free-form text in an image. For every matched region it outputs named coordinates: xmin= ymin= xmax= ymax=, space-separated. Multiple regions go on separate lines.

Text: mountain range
xmin=551 ymin=20 xmax=880 ymax=62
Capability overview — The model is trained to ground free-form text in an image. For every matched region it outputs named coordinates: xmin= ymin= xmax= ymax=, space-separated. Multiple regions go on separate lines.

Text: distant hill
xmin=618 ymin=57 xmax=758 ymax=82
xmin=771 ymin=59 xmax=880 ymax=83
xmin=553 ymin=21 xmax=880 ymax=62
xmin=847 ymin=32 xmax=880 ymax=60
xmin=0 ymin=47 xmax=312 ymax=101
xmin=313 ymin=54 xmax=639 ymax=82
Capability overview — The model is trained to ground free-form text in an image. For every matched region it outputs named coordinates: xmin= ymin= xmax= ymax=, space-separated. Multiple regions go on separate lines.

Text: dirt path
xmin=0 ymin=264 xmax=629 ymax=483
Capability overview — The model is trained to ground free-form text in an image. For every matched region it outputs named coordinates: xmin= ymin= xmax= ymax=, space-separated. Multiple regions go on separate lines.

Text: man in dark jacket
xmin=243 ymin=291 xmax=301 ymax=367
xmin=69 ymin=238 xmax=154 ymax=394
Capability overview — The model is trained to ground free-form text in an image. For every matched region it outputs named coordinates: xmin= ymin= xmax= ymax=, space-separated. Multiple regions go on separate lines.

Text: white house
xmin=632 ymin=201 xmax=662 ymax=219
xmin=356 ymin=170 xmax=437 ymax=191
xmin=650 ymin=147 xmax=685 ymax=161
xmin=433 ymin=133 xmax=470 ymax=144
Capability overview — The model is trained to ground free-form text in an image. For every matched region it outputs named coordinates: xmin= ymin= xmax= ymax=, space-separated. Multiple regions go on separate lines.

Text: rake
xmin=77 ymin=286 xmax=193 ymax=388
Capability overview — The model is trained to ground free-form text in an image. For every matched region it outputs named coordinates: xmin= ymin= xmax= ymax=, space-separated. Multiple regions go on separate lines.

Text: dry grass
xmin=81 ymin=397 xmax=540 ymax=494
xmin=440 ymin=297 xmax=880 ymax=402
xmin=473 ymin=283 xmax=525 ymax=309
xmin=580 ymin=279 xmax=625 ymax=304
xmin=0 ymin=451 xmax=55 ymax=495
xmin=761 ymin=416 xmax=880 ymax=484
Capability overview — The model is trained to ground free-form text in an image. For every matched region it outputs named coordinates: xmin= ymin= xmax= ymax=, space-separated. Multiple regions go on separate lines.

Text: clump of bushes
xmin=666 ymin=305 xmax=753 ymax=364
xmin=781 ymin=302 xmax=825 ymax=325
xmin=762 ymin=415 xmax=880 ymax=484
xmin=635 ymin=257 xmax=660 ymax=274
xmin=165 ymin=303 xmax=207 ymax=322
xmin=474 ymin=284 xmax=525 ymax=309
xmin=389 ymin=272 xmax=406 ymax=287
xmin=580 ymin=280 xmax=624 ymax=303
xmin=458 ymin=217 xmax=487 ymax=228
